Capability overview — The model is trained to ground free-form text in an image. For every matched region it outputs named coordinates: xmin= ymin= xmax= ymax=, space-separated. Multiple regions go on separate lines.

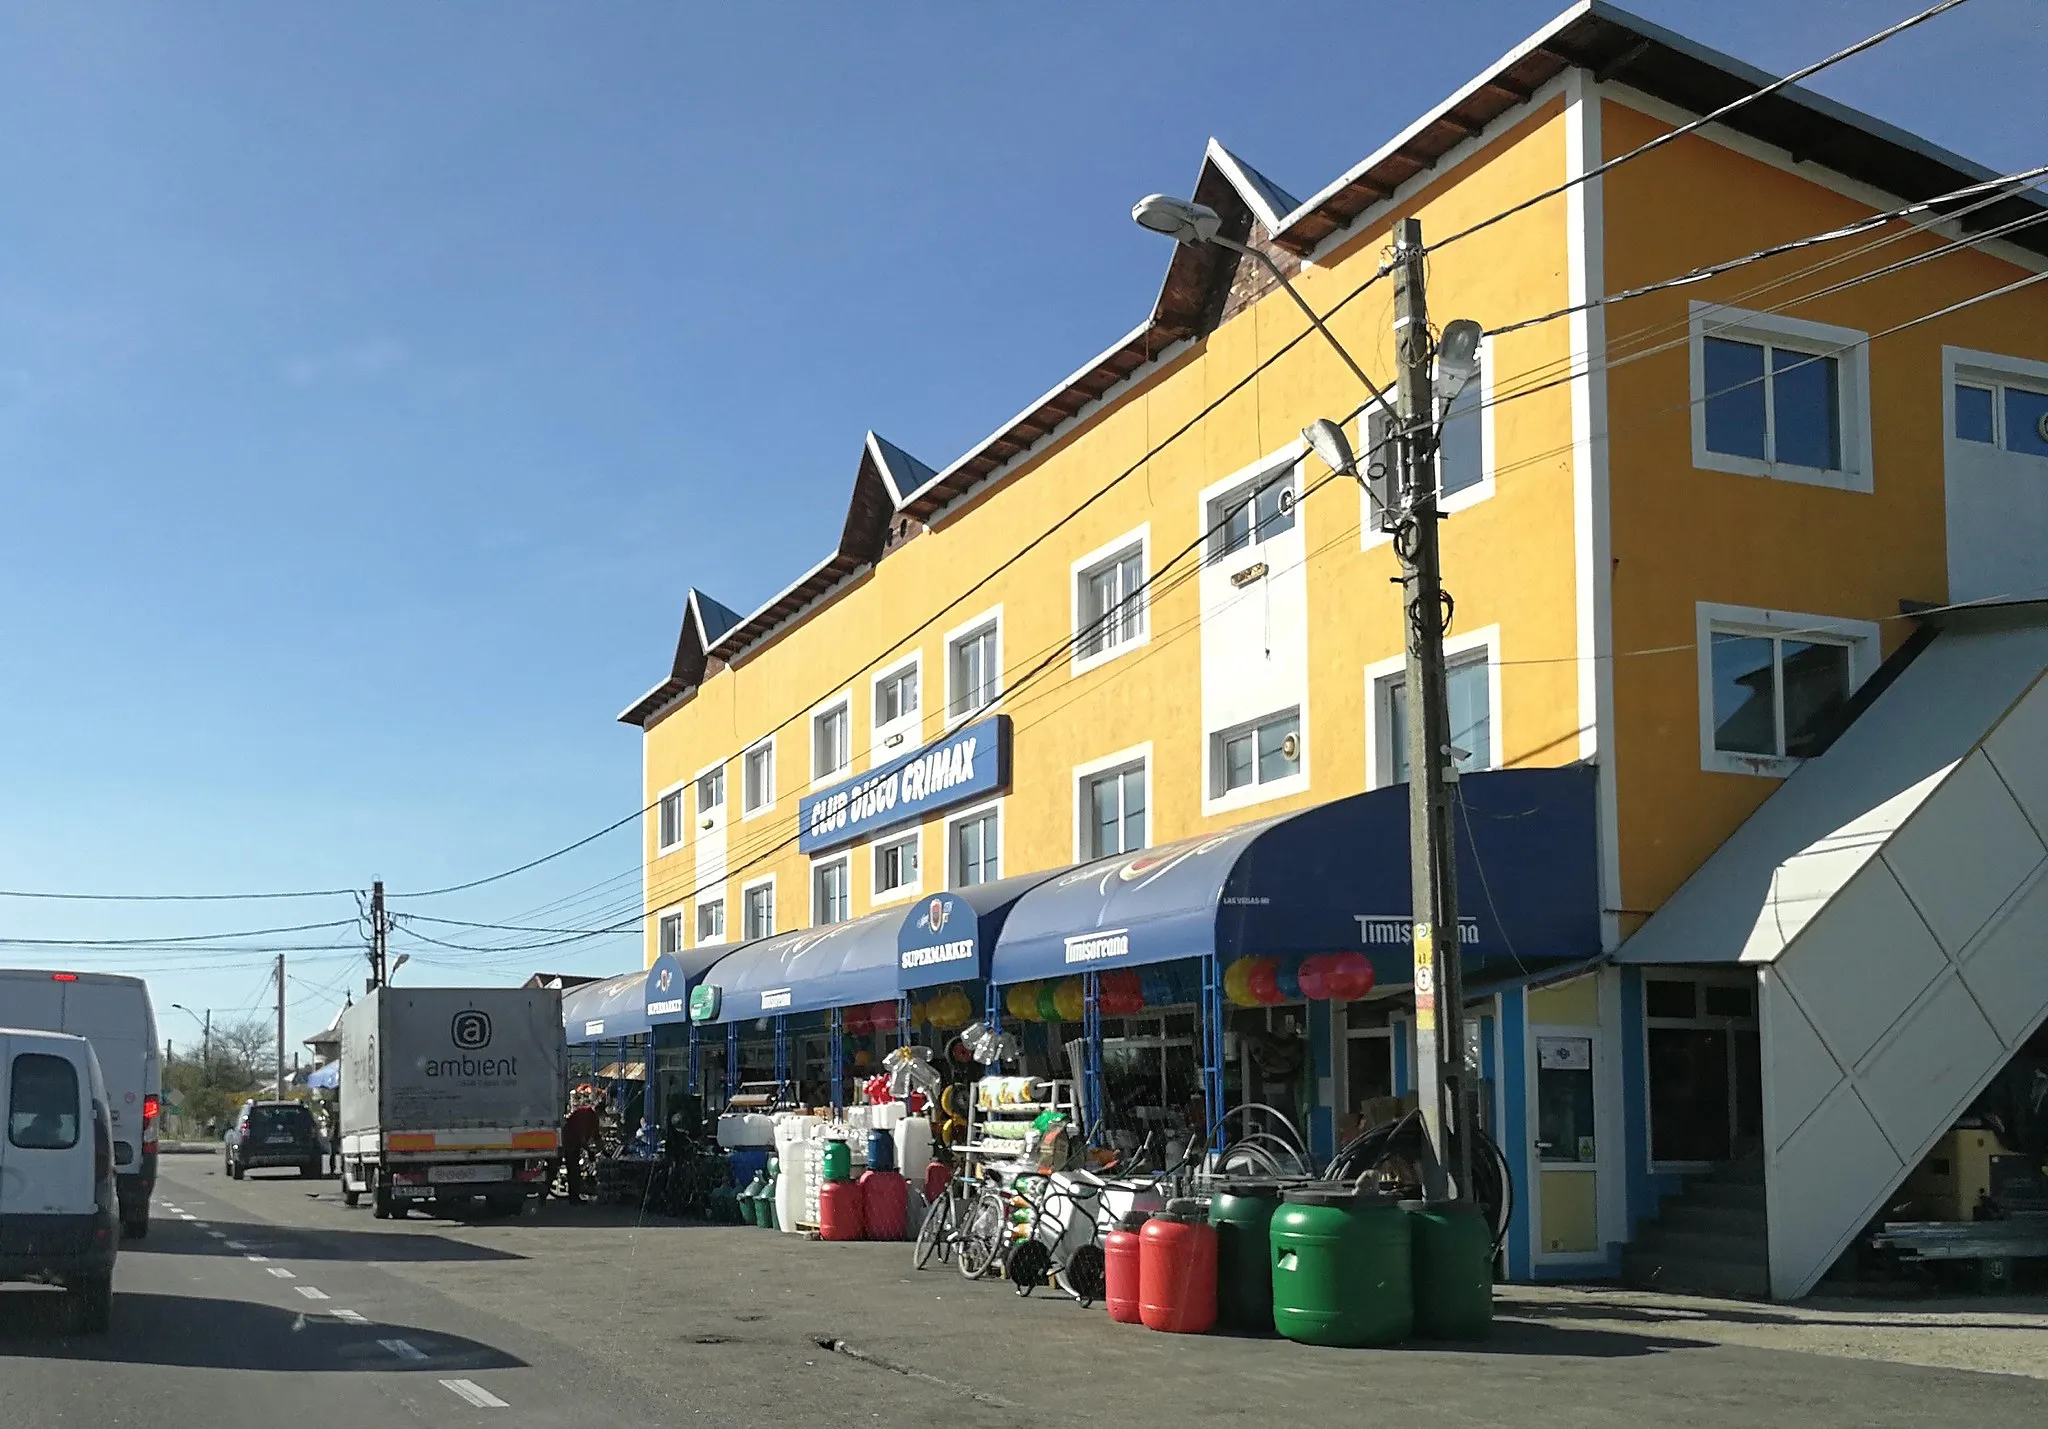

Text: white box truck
xmin=338 ymin=987 xmax=565 ymax=1219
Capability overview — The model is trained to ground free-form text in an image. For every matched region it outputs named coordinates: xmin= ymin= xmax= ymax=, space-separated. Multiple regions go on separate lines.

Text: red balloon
xmin=1247 ymin=958 xmax=1284 ymax=1006
xmin=1326 ymin=951 xmax=1376 ymax=1002
xmin=1297 ymin=954 xmax=1333 ymax=1002
xmin=1106 ymin=970 xmax=1143 ymax=1001
xmin=1104 ymin=988 xmax=1145 ymax=1017
xmin=868 ymin=1000 xmax=900 ymax=1034
xmin=841 ymin=1006 xmax=872 ymax=1037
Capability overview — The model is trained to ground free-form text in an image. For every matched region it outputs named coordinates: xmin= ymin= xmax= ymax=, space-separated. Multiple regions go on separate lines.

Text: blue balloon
xmin=1141 ymin=968 xmax=1176 ymax=1008
xmin=1275 ymin=955 xmax=1303 ymax=1001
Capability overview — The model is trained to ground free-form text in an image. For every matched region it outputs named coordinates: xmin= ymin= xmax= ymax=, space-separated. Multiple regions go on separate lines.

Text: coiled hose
xmin=1325 ymin=1111 xmax=1514 ymax=1254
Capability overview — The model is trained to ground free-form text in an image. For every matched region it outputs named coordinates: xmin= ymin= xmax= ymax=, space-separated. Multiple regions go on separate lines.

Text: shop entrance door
xmin=1644 ymin=973 xmax=1762 ymax=1168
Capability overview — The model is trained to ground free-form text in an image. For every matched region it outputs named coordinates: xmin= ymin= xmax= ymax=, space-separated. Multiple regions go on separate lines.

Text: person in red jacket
xmin=561 ymin=1096 xmax=601 ymax=1203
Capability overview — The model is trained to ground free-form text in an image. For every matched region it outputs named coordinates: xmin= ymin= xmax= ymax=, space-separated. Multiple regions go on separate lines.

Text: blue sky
xmin=0 ymin=1 xmax=2038 ymax=1048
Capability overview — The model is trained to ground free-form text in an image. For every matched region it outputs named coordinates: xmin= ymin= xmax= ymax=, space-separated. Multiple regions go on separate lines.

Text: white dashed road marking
xmin=295 ymin=1286 xmax=330 ymax=1301
xmin=440 ymin=1380 xmax=508 ymax=1409
xmin=334 ymin=1309 xmax=368 ymax=1325
xmin=225 ymin=1241 xmax=249 ymax=1250
xmin=379 ymin=1338 xmax=426 ymax=1362
xmin=267 ymin=1267 xmax=296 ymax=1279
xmin=244 ymin=1253 xmax=269 ymax=1263
xmin=208 ymin=1231 xmax=227 ymax=1240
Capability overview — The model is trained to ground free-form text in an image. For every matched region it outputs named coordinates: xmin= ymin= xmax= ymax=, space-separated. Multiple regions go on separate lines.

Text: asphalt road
xmin=5 ymin=1155 xmax=2045 ymax=1428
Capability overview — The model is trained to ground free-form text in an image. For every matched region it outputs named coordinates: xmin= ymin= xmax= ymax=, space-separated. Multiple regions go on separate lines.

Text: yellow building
xmin=615 ymin=3 xmax=2048 ymax=1293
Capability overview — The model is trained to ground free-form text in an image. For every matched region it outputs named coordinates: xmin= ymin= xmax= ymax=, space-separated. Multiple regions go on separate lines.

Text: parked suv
xmin=224 ymin=1100 xmax=323 ymax=1179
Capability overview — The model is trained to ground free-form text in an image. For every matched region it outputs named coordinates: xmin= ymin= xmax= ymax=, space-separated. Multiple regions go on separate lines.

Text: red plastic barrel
xmin=1105 ymin=1224 xmax=1145 ymax=1324
xmin=820 ymin=1179 xmax=865 ymax=1242
xmin=923 ymin=1160 xmax=953 ymax=1207
xmin=1139 ymin=1204 xmax=1217 ymax=1334
xmin=859 ymin=1169 xmax=908 ymax=1241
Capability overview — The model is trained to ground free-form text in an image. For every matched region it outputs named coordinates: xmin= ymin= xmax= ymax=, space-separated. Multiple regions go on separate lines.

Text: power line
xmin=0 ymin=884 xmax=359 ymax=903
xmin=0 ymin=917 xmax=360 ymax=948
xmin=1426 ymin=0 xmax=1977 ymax=254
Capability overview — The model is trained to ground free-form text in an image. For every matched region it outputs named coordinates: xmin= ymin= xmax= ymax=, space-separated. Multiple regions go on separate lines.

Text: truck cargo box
xmin=340 ymin=987 xmax=564 ymax=1139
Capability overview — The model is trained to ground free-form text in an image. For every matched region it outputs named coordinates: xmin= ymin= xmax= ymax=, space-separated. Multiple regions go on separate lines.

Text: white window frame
xmin=1688 ymin=302 xmax=1872 ymax=492
xmin=656 ymin=905 xmax=686 ymax=958
xmin=945 ymin=796 xmax=1004 ymax=890
xmin=1206 ymin=457 xmax=1299 ymax=567
xmin=809 ymin=855 xmax=851 ymax=927
xmin=741 ymin=736 xmax=777 ymax=820
xmin=1944 ymin=345 xmax=2048 ymax=456
xmin=740 ymin=874 xmax=777 ymax=940
xmin=809 ymin=691 xmax=853 ymax=788
xmin=694 ymin=896 xmax=726 ymax=947
xmin=1072 ymin=743 xmax=1152 ymax=865
xmin=870 ymin=829 xmax=923 ymax=905
xmin=1359 ymin=343 xmax=1497 ymax=549
xmin=1363 ymin=625 xmax=1502 ymax=791
xmin=654 ymin=779 xmax=688 ymax=855
xmin=1203 ymin=705 xmax=1309 ymax=815
xmin=693 ymin=762 xmax=726 ymax=829
xmin=869 ymin=653 xmax=924 ymax=766
xmin=1070 ymin=524 xmax=1151 ymax=676
xmin=943 ymin=605 xmax=1004 ymax=729
xmin=1694 ymin=602 xmax=1880 ymax=778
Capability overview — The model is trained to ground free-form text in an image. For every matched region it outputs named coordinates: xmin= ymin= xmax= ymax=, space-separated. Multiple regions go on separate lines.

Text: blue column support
xmin=983 ymin=981 xmax=1004 ymax=1069
xmin=829 ymin=1007 xmax=844 ymax=1113
xmin=897 ymin=995 xmax=911 ymax=1051
xmin=724 ymin=1022 xmax=738 ymax=1103
xmin=687 ymin=1023 xmax=699 ymax=1095
xmin=1202 ymin=953 xmax=1226 ymax=1156
xmin=1081 ymin=971 xmax=1104 ymax=1143
xmin=773 ymin=1014 xmax=790 ymax=1099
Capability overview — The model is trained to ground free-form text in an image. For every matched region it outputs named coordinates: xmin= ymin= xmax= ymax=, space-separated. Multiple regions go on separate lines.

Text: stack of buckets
xmin=1104 ymin=1185 xmax=1493 ymax=1346
xmin=737 ymin=1157 xmax=781 ymax=1230
xmin=818 ymin=1127 xmax=909 ymax=1242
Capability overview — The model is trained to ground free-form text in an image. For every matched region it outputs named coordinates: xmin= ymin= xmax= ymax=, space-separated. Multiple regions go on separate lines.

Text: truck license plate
xmin=427 ymin=1164 xmax=510 ymax=1184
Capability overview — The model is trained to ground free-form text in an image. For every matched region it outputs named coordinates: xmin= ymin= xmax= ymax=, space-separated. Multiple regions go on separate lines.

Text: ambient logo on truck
xmin=451 ymin=1010 xmax=493 ymax=1049
xmin=425 ymin=1009 xmax=517 ymax=1079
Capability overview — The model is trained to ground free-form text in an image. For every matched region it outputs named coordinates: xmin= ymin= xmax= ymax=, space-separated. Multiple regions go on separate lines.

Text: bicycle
xmin=912 ymin=1172 xmax=975 ymax=1271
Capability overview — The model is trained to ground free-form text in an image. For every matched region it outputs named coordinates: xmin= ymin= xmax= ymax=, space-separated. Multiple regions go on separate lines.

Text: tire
xmin=955 ymin=1190 xmax=1007 ymax=1281
xmin=121 ymin=1212 xmax=148 ymax=1242
xmin=299 ymin=1159 xmax=319 ymax=1179
xmin=230 ymin=1156 xmax=245 ymax=1181
xmin=913 ymin=1193 xmax=955 ymax=1271
xmin=72 ymin=1272 xmax=113 ymax=1334
xmin=372 ymin=1178 xmax=393 ymax=1220
xmin=342 ymin=1185 xmax=360 ymax=1208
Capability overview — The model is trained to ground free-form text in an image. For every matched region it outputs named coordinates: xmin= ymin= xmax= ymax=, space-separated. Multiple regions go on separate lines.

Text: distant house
xmin=523 ymin=972 xmax=602 ymax=992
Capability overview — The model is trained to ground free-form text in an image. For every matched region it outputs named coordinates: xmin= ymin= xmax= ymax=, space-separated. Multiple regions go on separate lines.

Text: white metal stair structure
xmin=1620 ymin=607 xmax=2048 ymax=1298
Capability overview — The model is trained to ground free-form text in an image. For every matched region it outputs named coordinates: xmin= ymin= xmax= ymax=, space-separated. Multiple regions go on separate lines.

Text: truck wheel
xmin=372 ymin=1178 xmax=394 ymax=1219
xmin=300 ymin=1158 xmax=320 ymax=1179
xmin=230 ymin=1156 xmax=245 ymax=1181
xmin=72 ymin=1272 xmax=113 ymax=1334
xmin=121 ymin=1209 xmax=148 ymax=1241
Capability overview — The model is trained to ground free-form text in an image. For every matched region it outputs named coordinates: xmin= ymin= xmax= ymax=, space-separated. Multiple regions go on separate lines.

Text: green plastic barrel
xmin=1271 ymin=1189 xmax=1412 ymax=1347
xmin=1209 ymin=1184 xmax=1281 ymax=1333
xmin=760 ymin=1176 xmax=779 ymax=1231
xmin=821 ymin=1139 xmax=852 ymax=1182
xmin=1402 ymin=1200 xmax=1493 ymax=1340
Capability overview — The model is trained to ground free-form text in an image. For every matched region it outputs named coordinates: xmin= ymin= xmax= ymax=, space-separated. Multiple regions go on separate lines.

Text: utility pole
xmin=369 ymin=879 xmax=388 ymax=991
xmin=275 ymin=953 xmax=287 ymax=1099
xmin=1390 ymin=215 xmax=1474 ymax=1205
xmin=203 ymin=1009 xmax=212 ymax=1067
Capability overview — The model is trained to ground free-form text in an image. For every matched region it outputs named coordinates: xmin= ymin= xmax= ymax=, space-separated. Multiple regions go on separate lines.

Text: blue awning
xmin=698 ymin=908 xmax=903 ymax=1024
xmin=562 ymin=969 xmax=653 ymax=1044
xmin=895 ymin=869 xmax=1069 ymax=992
xmin=643 ymin=948 xmax=726 ymax=1027
xmin=989 ymin=766 xmax=1600 ymax=987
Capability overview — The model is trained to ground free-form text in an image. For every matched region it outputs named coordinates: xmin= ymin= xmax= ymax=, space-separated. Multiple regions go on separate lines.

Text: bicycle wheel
xmin=955 ymin=1189 xmax=1008 ymax=1281
xmin=913 ymin=1190 xmax=957 ymax=1271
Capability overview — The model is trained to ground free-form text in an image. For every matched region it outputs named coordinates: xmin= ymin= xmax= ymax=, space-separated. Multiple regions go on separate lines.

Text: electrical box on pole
xmin=1390 ymin=216 xmax=1475 ymax=1205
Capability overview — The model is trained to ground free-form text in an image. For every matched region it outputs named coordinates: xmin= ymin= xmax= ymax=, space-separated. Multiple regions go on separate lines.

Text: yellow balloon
xmin=1006 ymin=983 xmax=1041 ymax=1022
xmin=1223 ymin=957 xmax=1259 ymax=1008
xmin=1053 ymin=977 xmax=1085 ymax=1023
xmin=939 ymin=989 xmax=971 ymax=1027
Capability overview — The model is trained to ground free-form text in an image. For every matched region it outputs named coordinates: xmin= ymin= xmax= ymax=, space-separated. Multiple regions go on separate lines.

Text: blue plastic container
xmin=866 ymin=1127 xmax=897 ymax=1174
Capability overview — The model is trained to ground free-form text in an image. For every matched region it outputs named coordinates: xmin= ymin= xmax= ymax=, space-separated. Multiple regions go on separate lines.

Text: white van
xmin=0 ymin=971 xmax=161 ymax=1238
xmin=0 ymin=1027 xmax=120 ymax=1332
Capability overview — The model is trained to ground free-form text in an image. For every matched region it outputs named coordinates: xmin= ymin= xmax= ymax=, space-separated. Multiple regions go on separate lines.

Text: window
xmin=1708 ymin=630 xmax=1851 ymax=760
xmin=1535 ymin=1036 xmax=1596 ymax=1164
xmin=1361 ymin=365 xmax=1489 ymax=540
xmin=696 ymin=766 xmax=724 ymax=816
xmin=813 ymin=700 xmax=850 ymax=781
xmin=696 ymin=898 xmax=725 ymax=943
xmin=1690 ymin=305 xmax=1867 ymax=487
xmin=742 ymin=880 xmax=775 ymax=939
xmin=874 ymin=662 xmax=919 ymax=728
xmin=948 ymin=619 xmax=1000 ymax=721
xmin=812 ymin=859 xmax=849 ymax=926
xmin=1210 ymin=466 xmax=1295 ymax=562
xmin=1697 ymin=604 xmax=1875 ymax=774
xmin=1378 ymin=652 xmax=1492 ymax=786
xmin=950 ymin=806 xmax=1000 ymax=887
xmin=8 ymin=1052 xmax=80 ymax=1150
xmin=1082 ymin=761 xmax=1147 ymax=860
xmin=1955 ymin=377 xmax=2048 ymax=457
xmin=658 ymin=910 xmax=684 ymax=957
xmin=874 ymin=832 xmax=920 ymax=897
xmin=1213 ymin=708 xmax=1302 ymax=797
xmin=1437 ymin=365 xmax=1485 ymax=498
xmin=656 ymin=787 xmax=685 ymax=851
xmin=1075 ymin=538 xmax=1147 ymax=663
xmin=742 ymin=740 xmax=774 ymax=815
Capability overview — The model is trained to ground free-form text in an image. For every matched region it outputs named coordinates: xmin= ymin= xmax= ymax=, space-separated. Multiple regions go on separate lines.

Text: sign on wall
xmin=798 ymin=715 xmax=1010 ymax=854
xmin=897 ymin=890 xmax=983 ymax=990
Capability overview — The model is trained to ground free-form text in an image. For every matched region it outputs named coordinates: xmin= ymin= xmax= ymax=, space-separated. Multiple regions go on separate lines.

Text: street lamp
xmin=387 ymin=953 xmax=410 ymax=983
xmin=170 ymin=1003 xmax=212 ymax=1062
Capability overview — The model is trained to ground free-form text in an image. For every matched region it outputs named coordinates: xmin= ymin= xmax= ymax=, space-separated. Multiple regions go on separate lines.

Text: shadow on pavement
xmin=140 ymin=1217 xmax=525 ymax=1263
xmin=0 ymin=1290 xmax=526 ymax=1372
xmin=1508 ymin=1294 xmax=2048 ymax=1337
